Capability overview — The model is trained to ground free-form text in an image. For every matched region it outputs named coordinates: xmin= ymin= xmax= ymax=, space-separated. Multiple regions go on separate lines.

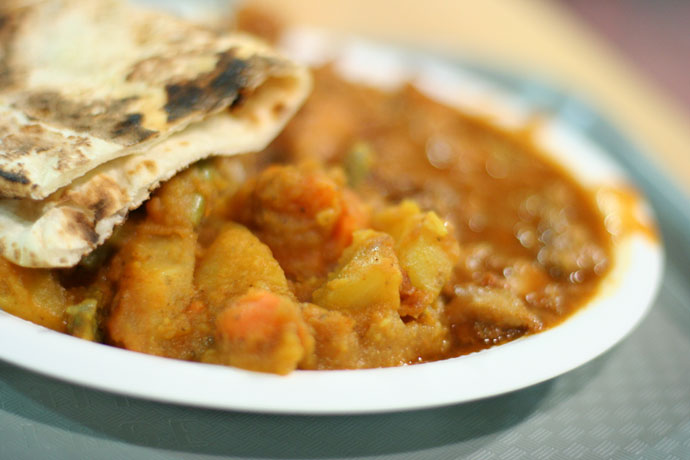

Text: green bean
xmin=189 ymin=193 xmax=206 ymax=227
xmin=344 ymin=141 xmax=375 ymax=187
xmin=195 ymin=159 xmax=216 ymax=182
xmin=66 ymin=298 xmax=99 ymax=341
xmin=78 ymin=245 xmax=111 ymax=271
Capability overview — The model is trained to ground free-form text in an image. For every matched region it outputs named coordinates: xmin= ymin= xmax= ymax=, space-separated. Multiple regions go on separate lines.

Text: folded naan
xmin=0 ymin=0 xmax=312 ymax=267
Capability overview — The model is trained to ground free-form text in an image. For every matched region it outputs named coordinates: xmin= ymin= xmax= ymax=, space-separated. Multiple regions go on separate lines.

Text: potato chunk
xmin=103 ymin=165 xmax=231 ymax=359
xmin=373 ymin=200 xmax=460 ymax=316
xmin=447 ymin=285 xmax=543 ymax=332
xmin=105 ymin=227 xmax=201 ymax=359
xmin=0 ymin=259 xmax=69 ymax=332
xmin=312 ymin=230 xmax=402 ymax=312
xmin=300 ymin=303 xmax=360 ymax=369
xmin=206 ymin=290 xmax=314 ymax=375
xmin=195 ymin=222 xmax=292 ymax=315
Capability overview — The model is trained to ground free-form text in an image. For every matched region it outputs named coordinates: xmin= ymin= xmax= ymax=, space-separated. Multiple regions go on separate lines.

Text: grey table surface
xmin=2 ymin=22 xmax=690 ymax=459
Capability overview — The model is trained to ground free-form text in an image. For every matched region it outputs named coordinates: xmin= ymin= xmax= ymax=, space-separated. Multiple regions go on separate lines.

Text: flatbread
xmin=0 ymin=0 xmax=304 ymax=199
xmin=0 ymin=0 xmax=312 ymax=267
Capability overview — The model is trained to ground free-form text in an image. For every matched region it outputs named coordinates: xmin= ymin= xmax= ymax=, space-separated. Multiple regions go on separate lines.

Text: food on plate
xmin=0 ymin=0 xmax=311 ymax=267
xmin=0 ymin=2 xmax=625 ymax=375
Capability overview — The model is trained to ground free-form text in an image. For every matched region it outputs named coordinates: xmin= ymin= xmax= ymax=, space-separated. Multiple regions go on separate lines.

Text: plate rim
xmin=0 ymin=31 xmax=665 ymax=415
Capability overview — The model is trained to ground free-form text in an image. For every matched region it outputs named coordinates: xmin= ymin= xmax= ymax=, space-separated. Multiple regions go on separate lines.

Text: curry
xmin=0 ymin=67 xmax=612 ymax=375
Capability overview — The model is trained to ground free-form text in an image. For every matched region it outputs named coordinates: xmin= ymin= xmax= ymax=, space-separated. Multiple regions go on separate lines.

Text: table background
xmin=2 ymin=1 xmax=690 ymax=459
xmin=561 ymin=0 xmax=690 ymax=116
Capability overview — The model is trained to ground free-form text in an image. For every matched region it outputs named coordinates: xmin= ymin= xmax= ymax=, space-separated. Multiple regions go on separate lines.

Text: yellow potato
xmin=106 ymin=227 xmax=200 ymax=359
xmin=313 ymin=230 xmax=402 ymax=311
xmin=0 ymin=259 xmax=68 ymax=332
xmin=373 ymin=200 xmax=460 ymax=311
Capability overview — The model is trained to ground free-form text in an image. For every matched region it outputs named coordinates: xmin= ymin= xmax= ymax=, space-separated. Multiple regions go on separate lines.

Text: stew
xmin=0 ymin=66 xmax=613 ymax=374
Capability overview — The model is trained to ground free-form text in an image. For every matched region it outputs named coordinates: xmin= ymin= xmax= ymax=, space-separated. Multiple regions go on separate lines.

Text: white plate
xmin=0 ymin=29 xmax=663 ymax=415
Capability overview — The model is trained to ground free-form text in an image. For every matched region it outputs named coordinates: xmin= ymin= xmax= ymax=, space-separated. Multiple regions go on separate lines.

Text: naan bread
xmin=0 ymin=0 xmax=305 ymax=199
xmin=0 ymin=0 xmax=312 ymax=267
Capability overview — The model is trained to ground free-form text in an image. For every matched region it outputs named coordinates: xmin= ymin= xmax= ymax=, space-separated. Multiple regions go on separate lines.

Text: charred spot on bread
xmin=164 ymin=50 xmax=257 ymax=122
xmin=0 ymin=168 xmax=29 ymax=184
xmin=111 ymin=113 xmax=156 ymax=143
xmin=14 ymin=93 xmax=158 ymax=146
xmin=63 ymin=208 xmax=99 ymax=245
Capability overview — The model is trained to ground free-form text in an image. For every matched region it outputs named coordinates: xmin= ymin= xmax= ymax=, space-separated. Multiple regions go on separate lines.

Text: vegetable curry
xmin=0 ymin=67 xmax=612 ymax=375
